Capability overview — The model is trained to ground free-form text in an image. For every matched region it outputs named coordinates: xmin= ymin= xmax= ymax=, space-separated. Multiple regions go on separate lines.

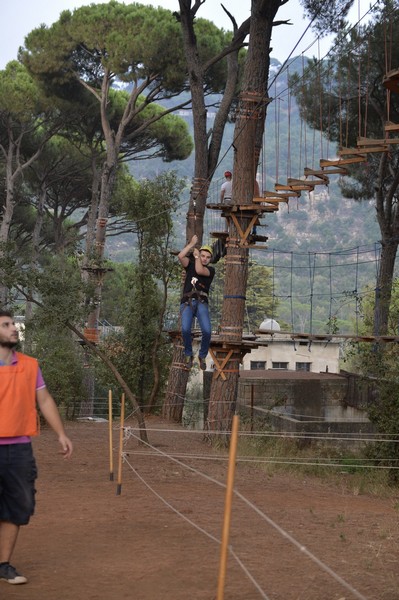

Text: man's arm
xmin=36 ymin=388 xmax=73 ymax=458
xmin=178 ymin=234 xmax=198 ymax=268
xmin=192 ymin=247 xmax=211 ymax=277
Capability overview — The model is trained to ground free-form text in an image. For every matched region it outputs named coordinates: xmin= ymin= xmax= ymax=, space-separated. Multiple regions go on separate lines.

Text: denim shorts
xmin=0 ymin=443 xmax=38 ymax=525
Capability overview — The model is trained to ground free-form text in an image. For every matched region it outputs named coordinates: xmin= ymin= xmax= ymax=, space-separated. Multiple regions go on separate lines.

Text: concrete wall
xmin=235 ymin=371 xmax=376 ymax=449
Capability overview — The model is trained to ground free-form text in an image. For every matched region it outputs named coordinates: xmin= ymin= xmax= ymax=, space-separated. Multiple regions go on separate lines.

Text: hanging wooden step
xmin=287 ymin=178 xmax=316 ymax=191
xmin=302 ymin=170 xmax=330 ymax=186
xmin=308 ymin=165 xmax=349 ymax=176
xmin=385 ymin=121 xmax=399 ymax=132
xmin=383 ymin=122 xmax=399 ymax=144
xmin=356 ymin=137 xmax=389 ymax=153
xmin=303 ymin=168 xmax=330 ymax=182
xmin=383 ymin=68 xmax=399 ymax=93
xmin=321 ymin=149 xmax=367 ymax=167
xmin=254 ymin=191 xmax=290 ymax=203
xmin=272 ymin=183 xmax=302 ymax=197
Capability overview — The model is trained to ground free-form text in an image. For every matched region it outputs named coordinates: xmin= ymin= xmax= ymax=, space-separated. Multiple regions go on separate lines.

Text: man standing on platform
xmin=220 ymin=171 xmax=232 ymax=204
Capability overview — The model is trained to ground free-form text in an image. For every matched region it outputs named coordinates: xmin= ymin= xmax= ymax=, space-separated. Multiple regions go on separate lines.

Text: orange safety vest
xmin=0 ymin=352 xmax=40 ymax=437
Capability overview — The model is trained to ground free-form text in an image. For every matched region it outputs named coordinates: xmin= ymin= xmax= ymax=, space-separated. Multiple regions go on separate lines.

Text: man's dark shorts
xmin=0 ymin=443 xmax=38 ymax=525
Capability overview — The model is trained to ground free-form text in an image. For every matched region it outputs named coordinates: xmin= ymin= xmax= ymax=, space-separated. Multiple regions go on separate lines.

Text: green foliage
xmin=22 ymin=3 xmax=186 ymax=92
xmin=342 ymin=277 xmax=399 ymax=484
xmin=367 ymin=378 xmax=399 ymax=485
xmin=0 ymin=61 xmax=46 ymax=118
xmin=97 ymin=171 xmax=184 ymax=407
xmin=25 ymin=317 xmax=88 ymax=415
xmin=95 ymin=264 xmax=171 ymax=409
xmin=300 ymin=0 xmax=355 ymax=35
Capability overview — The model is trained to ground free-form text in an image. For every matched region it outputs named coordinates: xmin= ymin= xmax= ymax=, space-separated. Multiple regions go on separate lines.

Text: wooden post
xmin=116 ymin=393 xmax=125 ymax=496
xmin=250 ymin=384 xmax=254 ymax=432
xmin=216 ymin=414 xmax=239 ymax=600
xmin=108 ymin=389 xmax=114 ymax=481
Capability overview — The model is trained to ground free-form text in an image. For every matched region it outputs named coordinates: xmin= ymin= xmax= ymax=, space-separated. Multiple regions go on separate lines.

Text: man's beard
xmin=0 ymin=341 xmax=18 ymax=349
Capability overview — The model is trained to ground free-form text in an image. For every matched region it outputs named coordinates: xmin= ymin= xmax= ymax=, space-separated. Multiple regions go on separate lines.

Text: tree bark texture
xmin=207 ymin=0 xmax=279 ymax=435
xmin=373 ymin=239 xmax=398 ymax=336
xmin=162 ymin=338 xmax=191 ymax=422
xmin=373 ymin=153 xmax=399 ymax=335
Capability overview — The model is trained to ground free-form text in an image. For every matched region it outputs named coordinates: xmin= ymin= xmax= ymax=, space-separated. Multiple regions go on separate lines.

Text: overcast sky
xmin=0 ymin=0 xmax=371 ymax=70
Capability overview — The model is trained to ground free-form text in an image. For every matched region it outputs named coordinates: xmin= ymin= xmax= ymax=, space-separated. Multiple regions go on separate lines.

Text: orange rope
xmin=363 ymin=36 xmax=371 ymax=138
xmin=302 ymin=55 xmax=307 ymax=170
xmin=287 ymin=66 xmax=292 ymax=177
xmin=345 ymin=54 xmax=351 ymax=148
xmin=274 ymin=80 xmax=280 ymax=183
xmin=318 ymin=39 xmax=324 ymax=161
xmin=338 ymin=60 xmax=343 ymax=148
xmin=358 ymin=40 xmax=362 ymax=140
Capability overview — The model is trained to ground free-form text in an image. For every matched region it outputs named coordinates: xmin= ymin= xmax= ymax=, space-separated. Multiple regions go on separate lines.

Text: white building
xmin=241 ymin=318 xmax=341 ymax=374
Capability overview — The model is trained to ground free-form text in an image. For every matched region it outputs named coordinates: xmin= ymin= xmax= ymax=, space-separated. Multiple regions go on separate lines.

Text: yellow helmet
xmin=200 ymin=244 xmax=213 ymax=256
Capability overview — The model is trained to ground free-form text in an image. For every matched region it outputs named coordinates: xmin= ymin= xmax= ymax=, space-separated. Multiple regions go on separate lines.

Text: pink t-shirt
xmin=0 ymin=351 xmax=45 ymax=444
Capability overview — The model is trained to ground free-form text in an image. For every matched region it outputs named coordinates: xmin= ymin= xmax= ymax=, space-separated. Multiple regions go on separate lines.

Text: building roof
xmin=239 ymin=370 xmax=345 ymax=380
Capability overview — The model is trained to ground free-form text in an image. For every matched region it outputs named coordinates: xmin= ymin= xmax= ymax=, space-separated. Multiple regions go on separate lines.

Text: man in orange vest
xmin=0 ymin=310 xmax=73 ymax=585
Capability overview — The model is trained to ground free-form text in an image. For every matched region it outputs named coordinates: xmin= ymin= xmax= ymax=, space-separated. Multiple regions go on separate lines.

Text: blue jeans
xmin=180 ymin=300 xmax=211 ymax=359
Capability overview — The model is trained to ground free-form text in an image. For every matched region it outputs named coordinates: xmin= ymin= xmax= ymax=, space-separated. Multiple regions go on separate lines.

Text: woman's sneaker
xmin=0 ymin=562 xmax=28 ymax=585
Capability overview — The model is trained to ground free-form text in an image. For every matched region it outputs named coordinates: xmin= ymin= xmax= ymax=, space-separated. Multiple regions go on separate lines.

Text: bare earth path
xmin=3 ymin=416 xmax=399 ymax=600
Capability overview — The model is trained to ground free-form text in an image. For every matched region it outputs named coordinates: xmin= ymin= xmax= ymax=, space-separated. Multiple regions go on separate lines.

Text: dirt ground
xmin=3 ymin=416 xmax=399 ymax=600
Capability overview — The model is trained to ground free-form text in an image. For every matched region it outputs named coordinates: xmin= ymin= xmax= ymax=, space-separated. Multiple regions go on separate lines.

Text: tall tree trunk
xmin=207 ymin=0 xmax=279 ymax=439
xmin=373 ymin=239 xmax=398 ymax=336
xmin=373 ymin=156 xmax=399 ymax=335
xmin=163 ymin=0 xmax=247 ymax=421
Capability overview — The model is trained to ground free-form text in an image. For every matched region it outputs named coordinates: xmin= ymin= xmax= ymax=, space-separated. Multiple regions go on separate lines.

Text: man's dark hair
xmin=0 ymin=310 xmax=13 ymax=319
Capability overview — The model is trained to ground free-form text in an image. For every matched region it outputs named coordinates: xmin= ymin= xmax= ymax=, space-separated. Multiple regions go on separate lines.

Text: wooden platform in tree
xmin=206 ymin=202 xmax=278 ymax=213
xmin=210 ymin=231 xmax=229 ymax=239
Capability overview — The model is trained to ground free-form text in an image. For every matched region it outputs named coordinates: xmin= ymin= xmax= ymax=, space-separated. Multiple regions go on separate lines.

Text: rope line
xmin=122 ymin=427 xmax=367 ymax=599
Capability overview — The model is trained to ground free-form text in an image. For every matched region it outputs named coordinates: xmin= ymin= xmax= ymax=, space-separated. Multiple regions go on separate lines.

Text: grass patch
xmin=235 ymin=419 xmax=398 ymax=496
